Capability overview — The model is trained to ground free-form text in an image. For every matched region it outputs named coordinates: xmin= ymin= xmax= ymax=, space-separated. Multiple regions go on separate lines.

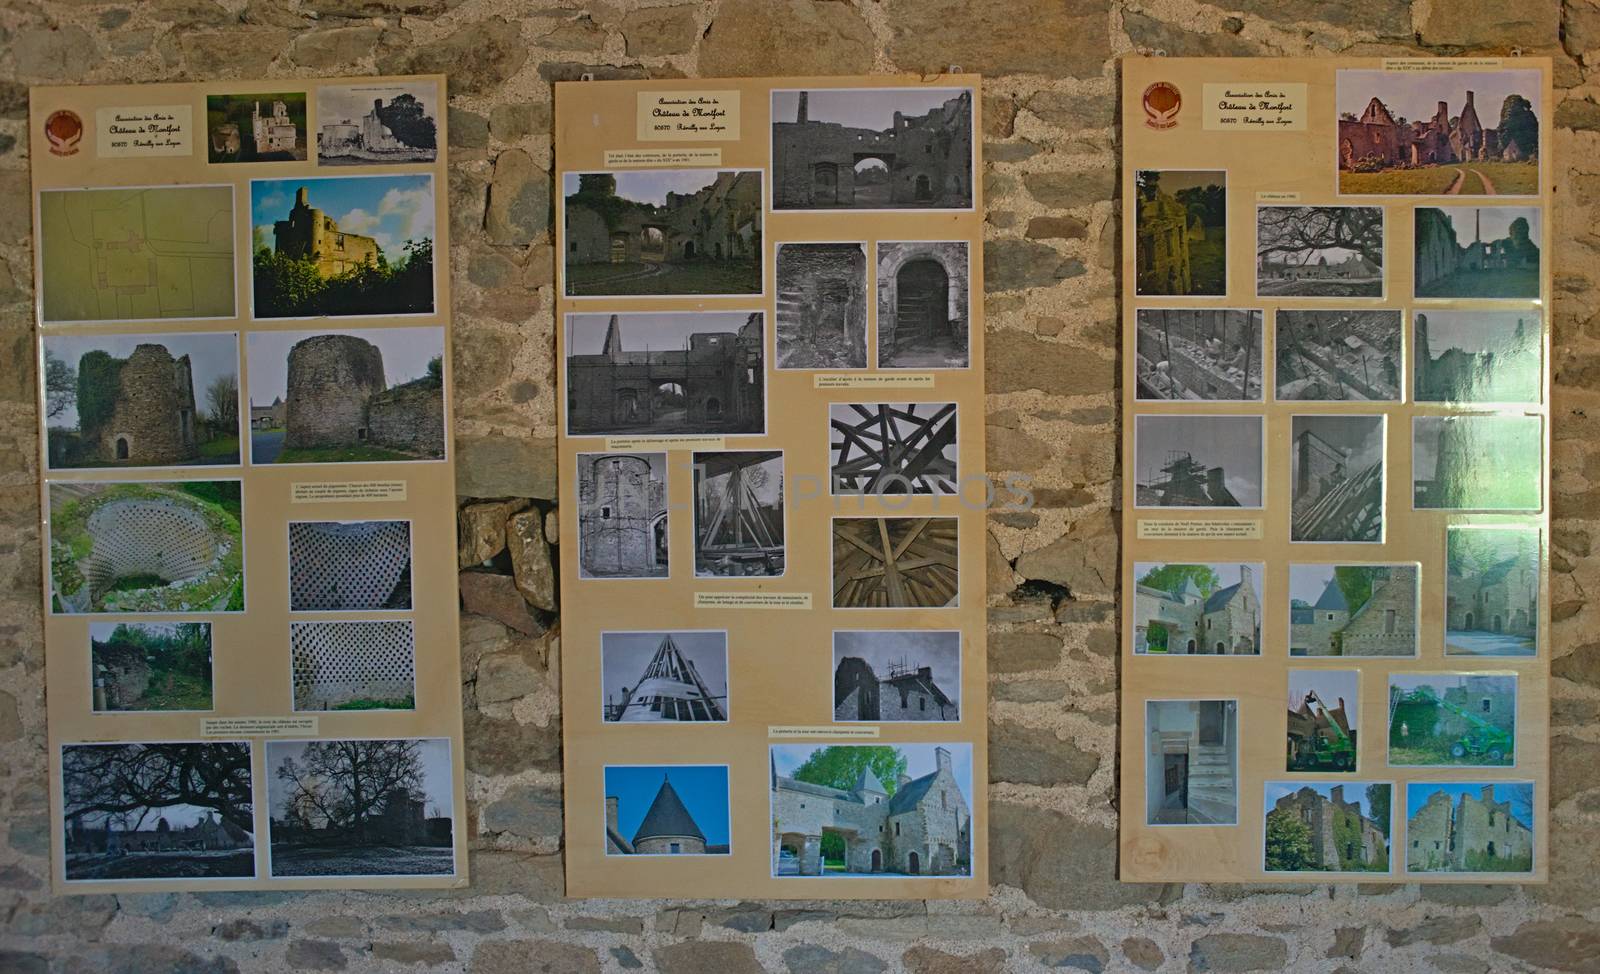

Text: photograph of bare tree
xmin=1257 ymin=206 xmax=1385 ymax=297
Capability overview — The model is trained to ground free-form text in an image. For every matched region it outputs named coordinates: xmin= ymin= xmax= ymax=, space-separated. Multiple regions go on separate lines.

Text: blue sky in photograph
xmin=43 ymin=332 xmax=238 ymax=430
xmin=245 ymin=327 xmax=442 ymax=404
xmin=771 ymin=743 xmax=974 ymax=808
xmin=1405 ymin=781 xmax=1533 ymax=827
xmin=251 ymin=175 xmax=435 ymax=262
xmin=1133 ymin=563 xmax=1262 ymax=604
xmin=1265 ymin=781 xmax=1388 ymax=821
xmin=1287 ymin=669 xmax=1359 ymax=711
xmin=604 ymin=765 xmax=730 ymax=846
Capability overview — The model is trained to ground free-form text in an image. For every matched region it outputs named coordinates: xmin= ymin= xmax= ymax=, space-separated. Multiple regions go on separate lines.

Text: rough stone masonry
xmin=3 ymin=1 xmax=1600 ymax=972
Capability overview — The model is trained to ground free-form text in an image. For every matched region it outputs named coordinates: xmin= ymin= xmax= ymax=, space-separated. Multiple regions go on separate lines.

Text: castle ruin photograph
xmin=1289 ymin=564 xmax=1419 ymax=658
xmin=1264 ymin=782 xmax=1390 ymax=874
xmin=833 ymin=631 xmax=960 ymax=723
xmin=775 ymin=242 xmax=867 ymax=369
xmin=1405 ymin=782 xmax=1533 ymax=874
xmin=601 ymin=631 xmax=727 ymax=723
xmin=1415 ymin=310 xmax=1542 ymax=404
xmin=316 ymin=81 xmax=437 ymax=166
xmin=1414 ymin=206 xmax=1541 ymax=300
xmin=605 ymin=765 xmax=730 ymax=857
xmin=876 ymin=241 xmax=970 ymax=368
xmin=1257 ymin=205 xmax=1384 ymax=297
xmin=1135 ymin=170 xmax=1225 ymax=296
xmin=1135 ymin=308 xmax=1261 ymax=401
xmin=1413 ymin=415 xmax=1542 ymax=510
xmin=1290 ymin=414 xmax=1385 ymax=543
xmin=1447 ymin=526 xmax=1540 ymax=657
xmin=1275 ymin=310 xmax=1402 ymax=402
xmin=89 ymin=622 xmax=213 ymax=713
xmin=207 ymin=92 xmax=306 ymax=163
xmin=577 ymin=452 xmax=668 ymax=580
xmin=1134 ymin=414 xmax=1263 ymax=509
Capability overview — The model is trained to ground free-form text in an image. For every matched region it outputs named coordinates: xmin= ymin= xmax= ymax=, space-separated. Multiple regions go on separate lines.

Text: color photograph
xmin=1264 ymin=782 xmax=1391 ymax=873
xmin=1290 ymin=414 xmax=1385 ymax=543
xmin=1135 ymin=308 xmax=1261 ymax=401
xmin=290 ymin=621 xmax=416 ymax=712
xmin=604 ymin=765 xmax=730 ymax=856
xmin=601 ymin=631 xmax=728 ymax=723
xmin=1275 ymin=310 xmax=1402 ymax=401
xmin=876 ymin=242 xmax=970 ymax=368
xmin=832 ymin=518 xmax=959 ymax=609
xmin=1131 ymin=562 xmax=1262 ymax=656
xmin=1414 ymin=310 xmax=1541 ymax=404
xmin=833 ymin=631 xmax=961 ymax=722
xmin=829 ymin=402 xmax=958 ymax=495
xmin=1414 ymin=206 xmax=1540 ymax=299
xmin=207 ymin=92 xmax=306 ymax=162
xmin=1405 ymin=782 xmax=1533 ymax=873
xmin=775 ymin=242 xmax=868 ymax=369
xmin=1413 ymin=415 xmax=1542 ymax=510
xmin=1146 ymin=700 xmax=1237 ymax=826
xmin=577 ymin=452 xmax=668 ymax=580
xmin=1447 ymin=526 xmax=1540 ymax=657
xmin=1289 ymin=564 xmax=1419 ymax=658
xmin=90 ymin=622 xmax=213 ymax=713
xmin=316 ymin=81 xmax=438 ymax=166
xmin=1134 ymin=415 xmax=1264 ymax=509
xmin=1134 ymin=170 xmax=1226 ymax=296
xmin=1257 ymin=205 xmax=1384 ymax=297
xmin=1389 ymin=673 xmax=1516 ymax=767
xmin=693 ymin=451 xmax=784 ymax=577
xmin=1286 ymin=669 xmax=1359 ymax=772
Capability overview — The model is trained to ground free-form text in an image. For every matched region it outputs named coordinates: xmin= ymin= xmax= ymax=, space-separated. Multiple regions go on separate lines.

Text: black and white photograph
xmin=772 ymin=87 xmax=974 ymax=211
xmin=832 ymin=518 xmax=960 ymax=609
xmin=602 ymin=631 xmax=728 ymax=723
xmin=693 ymin=450 xmax=784 ymax=578
xmin=90 ymin=621 xmax=213 ymax=713
xmin=62 ymin=741 xmax=254 ymax=881
xmin=1414 ymin=310 xmax=1542 ymax=404
xmin=1256 ymin=205 xmax=1384 ymax=297
xmin=833 ymin=630 xmax=960 ymax=722
xmin=1135 ymin=308 xmax=1262 ymax=401
xmin=775 ymin=242 xmax=868 ymax=369
xmin=565 ymin=312 xmax=765 ymax=437
xmin=1291 ymin=415 xmax=1385 ymax=543
xmin=290 ymin=620 xmax=416 ymax=712
xmin=1448 ymin=526 xmax=1540 ymax=657
xmin=829 ymin=402 xmax=958 ymax=495
xmin=577 ymin=452 xmax=668 ymax=580
xmin=1135 ymin=170 xmax=1226 ymax=296
xmin=316 ymin=80 xmax=438 ymax=166
xmin=1146 ymin=700 xmax=1238 ymax=826
xmin=1413 ymin=415 xmax=1542 ymax=510
xmin=876 ymin=241 xmax=970 ymax=368
xmin=289 ymin=520 xmax=412 ymax=611
xmin=267 ymin=738 xmax=455 ymax=877
xmin=1275 ymin=310 xmax=1403 ymax=401
xmin=1415 ymin=206 xmax=1541 ymax=299
xmin=1133 ymin=415 xmax=1264 ymax=509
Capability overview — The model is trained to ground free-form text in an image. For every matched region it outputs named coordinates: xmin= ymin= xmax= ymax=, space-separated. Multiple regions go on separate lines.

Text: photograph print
xmin=316 ymin=80 xmax=438 ymax=166
xmin=1257 ymin=205 xmax=1384 ymax=297
xmin=207 ymin=92 xmax=307 ymax=162
xmin=577 ymin=452 xmax=668 ymax=580
xmin=1447 ymin=526 xmax=1540 ymax=657
xmin=833 ymin=631 xmax=961 ymax=722
xmin=90 ymin=621 xmax=213 ymax=713
xmin=1275 ymin=310 xmax=1402 ymax=401
xmin=289 ymin=519 xmax=412 ymax=611
xmin=602 ymin=631 xmax=727 ymax=723
xmin=1285 ymin=669 xmax=1359 ymax=772
xmin=877 ymin=242 xmax=970 ymax=368
xmin=1413 ymin=415 xmax=1542 ymax=510
xmin=1146 ymin=699 xmax=1237 ymax=826
xmin=1406 ymin=781 xmax=1533 ymax=874
xmin=1337 ymin=69 xmax=1540 ymax=196
xmin=829 ymin=402 xmax=957 ymax=495
xmin=772 ymin=87 xmax=973 ymax=211
xmin=833 ymin=518 xmax=959 ymax=609
xmin=563 ymin=170 xmax=762 ymax=296
xmin=1133 ymin=414 xmax=1263 ymax=509
xmin=291 ymin=621 xmax=416 ymax=712
xmin=1390 ymin=673 xmax=1517 ymax=768
xmin=605 ymin=764 xmax=730 ymax=856
xmin=1290 ymin=414 xmax=1385 ymax=543
xmin=565 ymin=312 xmax=765 ymax=437
xmin=1135 ymin=308 xmax=1262 ymax=401
xmin=1415 ymin=206 xmax=1541 ymax=299
xmin=775 ymin=242 xmax=868 ymax=369
xmin=268 ymin=737 xmax=455 ymax=877
xmin=1134 ymin=170 xmax=1226 ymax=296
xmin=693 ymin=450 xmax=785 ymax=578
xmin=1264 ymin=782 xmax=1391 ymax=874
xmin=62 ymin=741 xmax=254 ymax=881
xmin=43 ymin=331 xmax=241 ymax=470
xmin=1415 ymin=310 xmax=1541 ymax=404
xmin=1131 ymin=562 xmax=1262 ymax=656
xmin=1289 ymin=563 xmax=1419 ymax=658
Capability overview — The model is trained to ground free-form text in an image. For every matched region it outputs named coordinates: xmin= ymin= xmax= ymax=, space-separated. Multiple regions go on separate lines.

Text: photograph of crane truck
xmin=1286 ymin=670 xmax=1360 ymax=772
xmin=1388 ymin=673 xmax=1516 ymax=767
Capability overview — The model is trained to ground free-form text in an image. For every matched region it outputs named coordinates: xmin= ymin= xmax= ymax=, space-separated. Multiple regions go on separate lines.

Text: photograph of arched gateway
xmin=876 ymin=241 xmax=970 ymax=368
xmin=577 ymin=452 xmax=668 ymax=580
xmin=1414 ymin=206 xmax=1541 ymax=299
xmin=771 ymin=87 xmax=974 ymax=211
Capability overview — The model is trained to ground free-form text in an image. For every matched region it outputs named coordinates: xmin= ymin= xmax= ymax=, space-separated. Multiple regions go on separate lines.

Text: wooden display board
xmin=1119 ymin=57 xmax=1552 ymax=884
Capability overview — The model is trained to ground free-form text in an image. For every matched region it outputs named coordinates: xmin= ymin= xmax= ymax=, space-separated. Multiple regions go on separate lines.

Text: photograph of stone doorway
xmin=576 ymin=452 xmax=667 ymax=580
xmin=1414 ymin=206 xmax=1541 ymax=299
xmin=1135 ymin=308 xmax=1261 ymax=400
xmin=832 ymin=517 xmax=959 ymax=609
xmin=1133 ymin=414 xmax=1264 ymax=509
xmin=875 ymin=241 xmax=970 ymax=368
xmin=1135 ymin=169 xmax=1226 ymax=296
xmin=601 ymin=631 xmax=728 ymax=723
xmin=828 ymin=402 xmax=958 ymax=495
xmin=1146 ymin=699 xmax=1238 ymax=826
xmin=775 ymin=242 xmax=868 ymax=369
xmin=693 ymin=450 xmax=784 ymax=578
xmin=1291 ymin=414 xmax=1385 ymax=543
xmin=1447 ymin=526 xmax=1540 ymax=657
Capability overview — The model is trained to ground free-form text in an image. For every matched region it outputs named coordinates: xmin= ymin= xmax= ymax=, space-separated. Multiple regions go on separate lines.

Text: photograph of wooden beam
xmin=693 ymin=450 xmax=785 ymax=577
xmin=829 ymin=402 xmax=958 ymax=495
xmin=832 ymin=517 xmax=959 ymax=609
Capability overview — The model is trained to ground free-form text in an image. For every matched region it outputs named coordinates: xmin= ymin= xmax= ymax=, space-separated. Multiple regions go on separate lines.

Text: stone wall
xmin=2 ymin=1 xmax=1600 ymax=972
xmin=368 ymin=381 xmax=447 ymax=457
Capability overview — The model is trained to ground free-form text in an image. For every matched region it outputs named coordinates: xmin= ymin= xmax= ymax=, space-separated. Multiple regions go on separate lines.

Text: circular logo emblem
xmin=1142 ymin=82 xmax=1182 ymax=130
xmin=45 ymin=109 xmax=83 ymax=156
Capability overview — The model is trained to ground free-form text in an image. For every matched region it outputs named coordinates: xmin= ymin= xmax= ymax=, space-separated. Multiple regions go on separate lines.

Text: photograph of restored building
xmin=1264 ymin=782 xmax=1390 ymax=873
xmin=771 ymin=744 xmax=973 ymax=876
xmin=772 ymin=88 xmax=973 ymax=211
xmin=563 ymin=170 xmax=762 ymax=296
xmin=1389 ymin=673 xmax=1517 ymax=767
xmin=1275 ymin=310 xmax=1402 ymax=401
xmin=1291 ymin=414 xmax=1385 ymax=542
xmin=829 ymin=402 xmax=957 ymax=495
xmin=602 ymin=631 xmax=727 ymax=723
xmin=1289 ymin=564 xmax=1419 ymax=657
xmin=288 ymin=520 xmax=412 ymax=611
xmin=604 ymin=765 xmax=730 ymax=856
xmin=775 ymin=242 xmax=868 ymax=369
xmin=876 ymin=241 xmax=970 ymax=368
xmin=1136 ymin=308 xmax=1261 ymax=400
xmin=1257 ymin=206 xmax=1384 ymax=297
xmin=1146 ymin=700 xmax=1237 ymax=826
xmin=1414 ymin=310 xmax=1542 ymax=404
xmin=1406 ymin=782 xmax=1533 ymax=873
xmin=207 ymin=92 xmax=306 ymax=163
xmin=1135 ymin=170 xmax=1225 ymax=296
xmin=317 ymin=81 xmax=437 ymax=166
xmin=565 ymin=312 xmax=765 ymax=436
xmin=90 ymin=622 xmax=213 ymax=713
xmin=1414 ymin=206 xmax=1541 ymax=299
xmin=1134 ymin=415 xmax=1263 ymax=508
xmin=1131 ymin=562 xmax=1262 ymax=656
xmin=577 ymin=452 xmax=667 ymax=579
xmin=1413 ymin=415 xmax=1542 ymax=510
xmin=1447 ymin=526 xmax=1540 ymax=657
xmin=832 ymin=517 xmax=959 ymax=608
xmin=833 ymin=631 xmax=960 ymax=722
xmin=694 ymin=450 xmax=784 ymax=577
xmin=1286 ymin=669 xmax=1359 ymax=772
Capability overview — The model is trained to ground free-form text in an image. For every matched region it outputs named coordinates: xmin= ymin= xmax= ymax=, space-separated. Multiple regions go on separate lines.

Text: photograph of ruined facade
xmin=43 ymin=332 xmax=241 ymax=469
xmin=1146 ymin=699 xmax=1237 ymax=826
xmin=577 ymin=452 xmax=667 ymax=580
xmin=1289 ymin=564 xmax=1419 ymax=658
xmin=89 ymin=622 xmax=212 ymax=713
xmin=1415 ymin=310 xmax=1542 ymax=404
xmin=833 ymin=631 xmax=960 ymax=722
xmin=288 ymin=520 xmax=412 ymax=611
xmin=771 ymin=744 xmax=972 ymax=877
xmin=1275 ymin=310 xmax=1402 ymax=401
xmin=563 ymin=170 xmax=762 ymax=296
xmin=207 ymin=92 xmax=306 ymax=163
xmin=1135 ymin=308 xmax=1261 ymax=400
xmin=1337 ymin=69 xmax=1540 ymax=196
xmin=1257 ymin=205 xmax=1384 ymax=297
xmin=1448 ymin=526 xmax=1540 ymax=657
xmin=317 ymin=81 xmax=437 ymax=166
xmin=694 ymin=450 xmax=784 ymax=577
xmin=1135 ymin=170 xmax=1226 ymax=296
xmin=1265 ymin=782 xmax=1390 ymax=874
xmin=1406 ymin=782 xmax=1533 ymax=873
xmin=1291 ymin=414 xmax=1385 ymax=542
xmin=1414 ymin=206 xmax=1541 ymax=299
xmin=1134 ymin=415 xmax=1263 ymax=508
xmin=1131 ymin=562 xmax=1262 ymax=656
xmin=246 ymin=327 xmax=446 ymax=464
xmin=604 ymin=765 xmax=730 ymax=856
xmin=876 ymin=241 xmax=970 ymax=368
xmin=601 ymin=631 xmax=727 ymax=723
xmin=775 ymin=243 xmax=868 ymax=369
xmin=772 ymin=88 xmax=973 ymax=211
xmin=1390 ymin=673 xmax=1517 ymax=767
xmin=290 ymin=620 xmax=416 ymax=712
xmin=566 ymin=312 xmax=764 ymax=436
xmin=1413 ymin=415 xmax=1542 ymax=510
xmin=832 ymin=517 xmax=959 ymax=609
xmin=829 ymin=402 xmax=957 ymax=495
xmin=1286 ymin=669 xmax=1359 ymax=772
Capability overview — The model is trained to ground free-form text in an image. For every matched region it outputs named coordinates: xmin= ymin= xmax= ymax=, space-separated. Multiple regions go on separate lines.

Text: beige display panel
xmin=1119 ymin=57 xmax=1551 ymax=884
xmin=30 ymin=77 xmax=467 ymax=893
xmin=555 ymin=75 xmax=987 ymax=899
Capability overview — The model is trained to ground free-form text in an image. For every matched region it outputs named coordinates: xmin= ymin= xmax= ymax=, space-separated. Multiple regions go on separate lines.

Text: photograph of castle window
xmin=207 ymin=92 xmax=306 ymax=162
xmin=1289 ymin=564 xmax=1419 ymax=658
xmin=245 ymin=326 xmax=446 ymax=465
xmin=268 ymin=738 xmax=455 ymax=877
xmin=43 ymin=332 xmax=241 ymax=470
xmin=1146 ymin=699 xmax=1237 ymax=826
xmin=290 ymin=620 xmax=416 ymax=712
xmin=776 ymin=242 xmax=868 ymax=369
xmin=771 ymin=743 xmax=973 ymax=877
xmin=1448 ymin=526 xmax=1540 ymax=657
xmin=1413 ymin=415 xmax=1542 ymax=510
xmin=62 ymin=741 xmax=254 ymax=881
xmin=48 ymin=480 xmax=245 ymax=615
xmin=1286 ymin=669 xmax=1359 ymax=772
xmin=1131 ymin=562 xmax=1262 ymax=656
xmin=832 ymin=518 xmax=959 ymax=609
xmin=289 ymin=520 xmax=412 ymax=611
xmin=1291 ymin=414 xmax=1385 ymax=543
xmin=562 ymin=170 xmax=762 ymax=296
xmin=694 ymin=450 xmax=785 ymax=577
xmin=565 ymin=312 xmax=765 ymax=437
xmin=833 ymin=631 xmax=960 ymax=722
xmin=876 ymin=241 xmax=970 ymax=368
xmin=771 ymin=88 xmax=973 ymax=211
xmin=1135 ymin=309 xmax=1261 ymax=401
xmin=1337 ymin=69 xmax=1540 ymax=196
xmin=1134 ymin=170 xmax=1226 ymax=296
xmin=250 ymin=175 xmax=435 ymax=318
xmin=90 ymin=622 xmax=213 ymax=713
xmin=829 ymin=402 xmax=958 ymax=495
xmin=1414 ymin=310 xmax=1542 ymax=404
xmin=577 ymin=452 xmax=667 ymax=580
xmin=1275 ymin=310 xmax=1402 ymax=402
xmin=1133 ymin=415 xmax=1263 ymax=509
xmin=604 ymin=765 xmax=730 ymax=856
xmin=1256 ymin=205 xmax=1384 ymax=297
xmin=316 ymin=81 xmax=437 ymax=166
xmin=1264 ymin=782 xmax=1391 ymax=874
xmin=601 ymin=631 xmax=727 ymax=723
xmin=1405 ymin=782 xmax=1533 ymax=874
xmin=1414 ymin=206 xmax=1541 ymax=299
xmin=1389 ymin=673 xmax=1516 ymax=768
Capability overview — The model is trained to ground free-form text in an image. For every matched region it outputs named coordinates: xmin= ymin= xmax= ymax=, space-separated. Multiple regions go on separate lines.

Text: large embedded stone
xmin=1186 ymin=934 xmax=1289 ymax=973
xmin=459 ymin=570 xmax=543 ymax=635
xmin=989 ymin=803 xmax=1168 ymax=910
xmin=700 ymin=0 xmax=874 ymax=77
xmin=485 ymin=149 xmax=550 ymax=247
xmin=469 ymin=940 xmax=599 ymax=974
xmin=458 ymin=500 xmax=527 ymax=566
xmin=621 ymin=5 xmax=701 ymax=57
xmin=989 ymin=720 xmax=1100 ymax=786
xmin=507 ymin=509 xmax=556 ymax=610
xmin=886 ymin=0 xmax=1110 ymax=78
xmin=654 ymin=942 xmax=765 ymax=974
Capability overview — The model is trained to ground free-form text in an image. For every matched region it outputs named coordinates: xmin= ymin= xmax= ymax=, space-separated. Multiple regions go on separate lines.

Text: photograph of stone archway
xmin=876 ymin=241 xmax=969 ymax=368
